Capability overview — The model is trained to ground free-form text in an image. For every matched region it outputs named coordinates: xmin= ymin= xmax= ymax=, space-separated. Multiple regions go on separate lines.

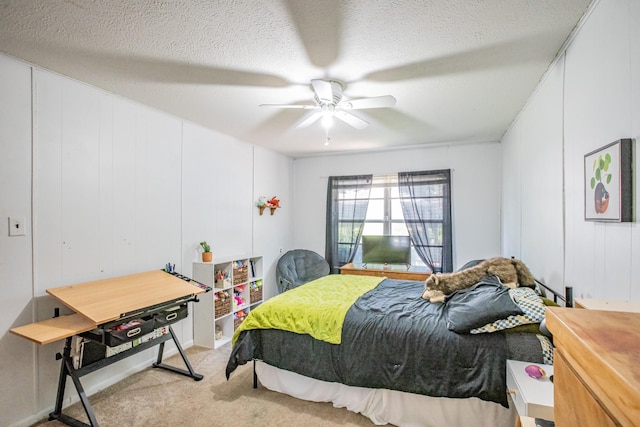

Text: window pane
xmin=337 ymin=223 xmax=363 ymax=243
xmin=390 ymin=199 xmax=404 ymax=220
xmin=339 ymin=200 xmax=369 ymax=219
xmin=402 ymin=198 xmax=443 ymax=220
xmin=369 ymin=187 xmax=385 ymax=198
xmin=390 ymin=222 xmax=408 ymax=235
xmin=362 ymin=223 xmax=383 ymax=235
xmin=353 ymin=245 xmax=363 ymax=263
xmin=366 ymin=200 xmax=384 ymax=220
xmin=411 ymin=248 xmax=425 ymax=266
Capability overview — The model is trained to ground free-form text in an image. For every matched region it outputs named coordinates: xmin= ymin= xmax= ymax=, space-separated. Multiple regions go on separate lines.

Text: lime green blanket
xmin=232 ymin=274 xmax=383 ymax=345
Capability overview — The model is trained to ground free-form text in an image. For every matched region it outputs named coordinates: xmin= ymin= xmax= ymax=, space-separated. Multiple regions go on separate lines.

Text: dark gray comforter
xmin=227 ymin=278 xmax=544 ymax=407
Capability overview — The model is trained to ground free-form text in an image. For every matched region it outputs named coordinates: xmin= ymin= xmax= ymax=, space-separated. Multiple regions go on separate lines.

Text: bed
xmin=225 ymin=270 xmax=569 ymax=426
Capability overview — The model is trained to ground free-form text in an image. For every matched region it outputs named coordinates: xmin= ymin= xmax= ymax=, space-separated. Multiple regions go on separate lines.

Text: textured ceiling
xmin=0 ymin=0 xmax=592 ymax=158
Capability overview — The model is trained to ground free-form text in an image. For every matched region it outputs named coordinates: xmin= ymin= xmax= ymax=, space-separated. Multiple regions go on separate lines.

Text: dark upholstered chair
xmin=276 ymin=249 xmax=330 ymax=293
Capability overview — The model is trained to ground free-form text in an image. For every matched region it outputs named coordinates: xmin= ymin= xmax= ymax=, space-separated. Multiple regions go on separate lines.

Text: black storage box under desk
xmin=155 ymin=303 xmax=188 ymax=327
xmin=80 ymin=315 xmax=155 ymax=347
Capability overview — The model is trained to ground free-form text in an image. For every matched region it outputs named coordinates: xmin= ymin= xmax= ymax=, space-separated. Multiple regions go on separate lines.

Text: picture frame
xmin=584 ymin=138 xmax=633 ymax=222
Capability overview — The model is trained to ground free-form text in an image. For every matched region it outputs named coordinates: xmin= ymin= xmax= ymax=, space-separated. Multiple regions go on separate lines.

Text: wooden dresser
xmin=574 ymin=297 xmax=640 ymax=313
xmin=546 ymin=307 xmax=640 ymax=427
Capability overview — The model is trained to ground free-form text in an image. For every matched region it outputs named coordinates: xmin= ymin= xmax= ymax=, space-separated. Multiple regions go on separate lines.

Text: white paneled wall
xmin=1 ymin=53 xmax=291 ymax=427
xmin=631 ymin=0 xmax=640 ymax=303
xmin=292 ymin=143 xmax=503 ymax=270
xmin=500 ymin=123 xmax=522 ymax=259
xmin=181 ymin=121 xmax=254 ymax=271
xmin=564 ymin=0 xmax=634 ymax=300
xmin=0 ymin=54 xmax=36 ymax=427
xmin=253 ymin=146 xmax=293 ymax=301
xmin=207 ymin=136 xmax=253 ymax=259
xmin=502 ymin=0 xmax=640 ymax=302
xmin=33 ymin=71 xmax=184 ymax=287
xmin=182 ymin=123 xmax=218 ymax=270
xmin=111 ymin=98 xmax=138 ymax=274
xmin=502 ymin=58 xmax=565 ymax=287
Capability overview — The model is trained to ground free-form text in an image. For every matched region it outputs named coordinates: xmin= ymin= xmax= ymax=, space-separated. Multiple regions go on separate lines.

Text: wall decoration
xmin=256 ymin=195 xmax=281 ymax=215
xmin=584 ymin=138 xmax=633 ymax=222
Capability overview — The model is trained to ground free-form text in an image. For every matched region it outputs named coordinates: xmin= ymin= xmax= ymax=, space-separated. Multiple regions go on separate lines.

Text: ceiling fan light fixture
xmin=260 ymin=78 xmax=395 ymax=132
xmin=322 ymin=111 xmax=334 ymax=129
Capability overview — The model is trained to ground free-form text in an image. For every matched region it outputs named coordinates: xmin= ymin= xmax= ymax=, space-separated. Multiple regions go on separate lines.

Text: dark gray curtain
xmin=325 ymin=175 xmax=373 ymax=273
xmin=398 ymin=170 xmax=452 ymax=273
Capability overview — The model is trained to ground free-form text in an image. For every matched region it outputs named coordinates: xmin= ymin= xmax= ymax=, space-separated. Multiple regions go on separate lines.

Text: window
xmin=325 ymin=175 xmax=372 ymax=273
xmin=326 ymin=170 xmax=452 ymax=273
xmin=353 ymin=175 xmax=421 ymax=264
xmin=398 ymin=170 xmax=452 ymax=273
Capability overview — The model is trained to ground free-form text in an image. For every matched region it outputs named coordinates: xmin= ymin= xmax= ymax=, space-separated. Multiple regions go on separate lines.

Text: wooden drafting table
xmin=10 ymin=270 xmax=208 ymax=427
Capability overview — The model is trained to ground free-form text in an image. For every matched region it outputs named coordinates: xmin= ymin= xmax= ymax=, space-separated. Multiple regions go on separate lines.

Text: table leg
xmin=152 ymin=325 xmax=203 ymax=381
xmin=49 ymin=337 xmax=99 ymax=427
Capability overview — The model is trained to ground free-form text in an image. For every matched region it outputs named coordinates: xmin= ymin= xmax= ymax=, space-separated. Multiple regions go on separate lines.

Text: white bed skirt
xmin=255 ymin=361 xmax=516 ymax=427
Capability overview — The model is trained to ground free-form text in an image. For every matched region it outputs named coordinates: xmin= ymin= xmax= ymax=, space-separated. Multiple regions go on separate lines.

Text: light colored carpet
xmin=31 ymin=343 xmax=378 ymax=427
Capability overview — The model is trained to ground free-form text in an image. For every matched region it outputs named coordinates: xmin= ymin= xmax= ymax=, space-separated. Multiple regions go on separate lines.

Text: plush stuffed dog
xmin=422 ymin=257 xmax=535 ymax=302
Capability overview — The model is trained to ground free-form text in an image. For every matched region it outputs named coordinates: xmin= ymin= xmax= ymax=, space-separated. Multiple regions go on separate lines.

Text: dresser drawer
xmin=506 ymin=360 xmax=554 ymax=421
xmin=553 ymin=351 xmax=617 ymax=427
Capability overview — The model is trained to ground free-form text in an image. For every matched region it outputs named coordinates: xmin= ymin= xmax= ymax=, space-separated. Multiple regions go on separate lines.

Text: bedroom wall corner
xmin=500 ymin=53 xmax=566 ymax=288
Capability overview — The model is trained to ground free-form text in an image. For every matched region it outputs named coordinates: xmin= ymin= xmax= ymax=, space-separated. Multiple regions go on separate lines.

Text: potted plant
xmin=200 ymin=241 xmax=212 ymax=262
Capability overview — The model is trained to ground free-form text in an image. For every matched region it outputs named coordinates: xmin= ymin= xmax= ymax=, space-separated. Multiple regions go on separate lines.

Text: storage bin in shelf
xmin=233 ymin=311 xmax=246 ymax=329
xmin=233 ymin=260 xmax=249 ymax=285
xmin=214 ymin=290 xmax=231 ymax=319
xmin=250 ymin=280 xmax=263 ymax=304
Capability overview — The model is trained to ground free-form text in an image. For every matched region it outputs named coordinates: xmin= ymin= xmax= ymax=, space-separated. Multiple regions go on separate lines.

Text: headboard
xmin=535 ymin=279 xmax=573 ymax=308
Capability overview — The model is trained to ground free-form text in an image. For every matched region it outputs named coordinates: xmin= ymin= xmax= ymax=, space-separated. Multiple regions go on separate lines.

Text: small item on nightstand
xmin=535 ymin=418 xmax=554 ymax=427
xmin=525 ymin=364 xmax=546 ymax=379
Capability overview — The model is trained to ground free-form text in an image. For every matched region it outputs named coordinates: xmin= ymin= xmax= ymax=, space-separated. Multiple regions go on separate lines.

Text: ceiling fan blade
xmin=259 ymin=103 xmax=317 ymax=110
xmin=335 ymin=111 xmax=369 ymax=129
xmin=310 ymin=79 xmax=335 ymax=103
xmin=296 ymin=112 xmax=323 ymax=128
xmin=339 ymin=95 xmax=397 ymax=110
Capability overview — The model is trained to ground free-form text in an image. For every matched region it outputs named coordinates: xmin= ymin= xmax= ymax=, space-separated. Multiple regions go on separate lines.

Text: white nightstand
xmin=506 ymin=360 xmax=554 ymax=422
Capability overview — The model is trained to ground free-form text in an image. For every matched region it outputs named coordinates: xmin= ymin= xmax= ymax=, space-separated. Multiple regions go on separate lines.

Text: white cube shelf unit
xmin=192 ymin=256 xmax=264 ymax=349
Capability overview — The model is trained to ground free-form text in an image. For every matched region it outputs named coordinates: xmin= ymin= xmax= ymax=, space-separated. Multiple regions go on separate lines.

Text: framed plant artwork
xmin=584 ymin=138 xmax=633 ymax=222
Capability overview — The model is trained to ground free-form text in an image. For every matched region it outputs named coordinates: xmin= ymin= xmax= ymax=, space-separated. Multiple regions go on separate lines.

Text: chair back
xmin=276 ymin=249 xmax=330 ymax=293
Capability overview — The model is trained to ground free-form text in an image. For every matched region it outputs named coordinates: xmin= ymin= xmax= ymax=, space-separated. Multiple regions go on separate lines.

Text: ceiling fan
xmin=259 ymin=79 xmax=396 ymax=129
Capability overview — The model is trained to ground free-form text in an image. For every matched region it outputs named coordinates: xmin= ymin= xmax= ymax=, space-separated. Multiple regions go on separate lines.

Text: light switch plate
xmin=9 ymin=217 xmax=26 ymax=236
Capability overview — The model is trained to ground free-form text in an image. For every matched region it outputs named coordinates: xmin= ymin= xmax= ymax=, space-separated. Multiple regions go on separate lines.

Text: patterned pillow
xmin=470 ymin=287 xmax=545 ymax=334
xmin=536 ymin=334 xmax=554 ymax=365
